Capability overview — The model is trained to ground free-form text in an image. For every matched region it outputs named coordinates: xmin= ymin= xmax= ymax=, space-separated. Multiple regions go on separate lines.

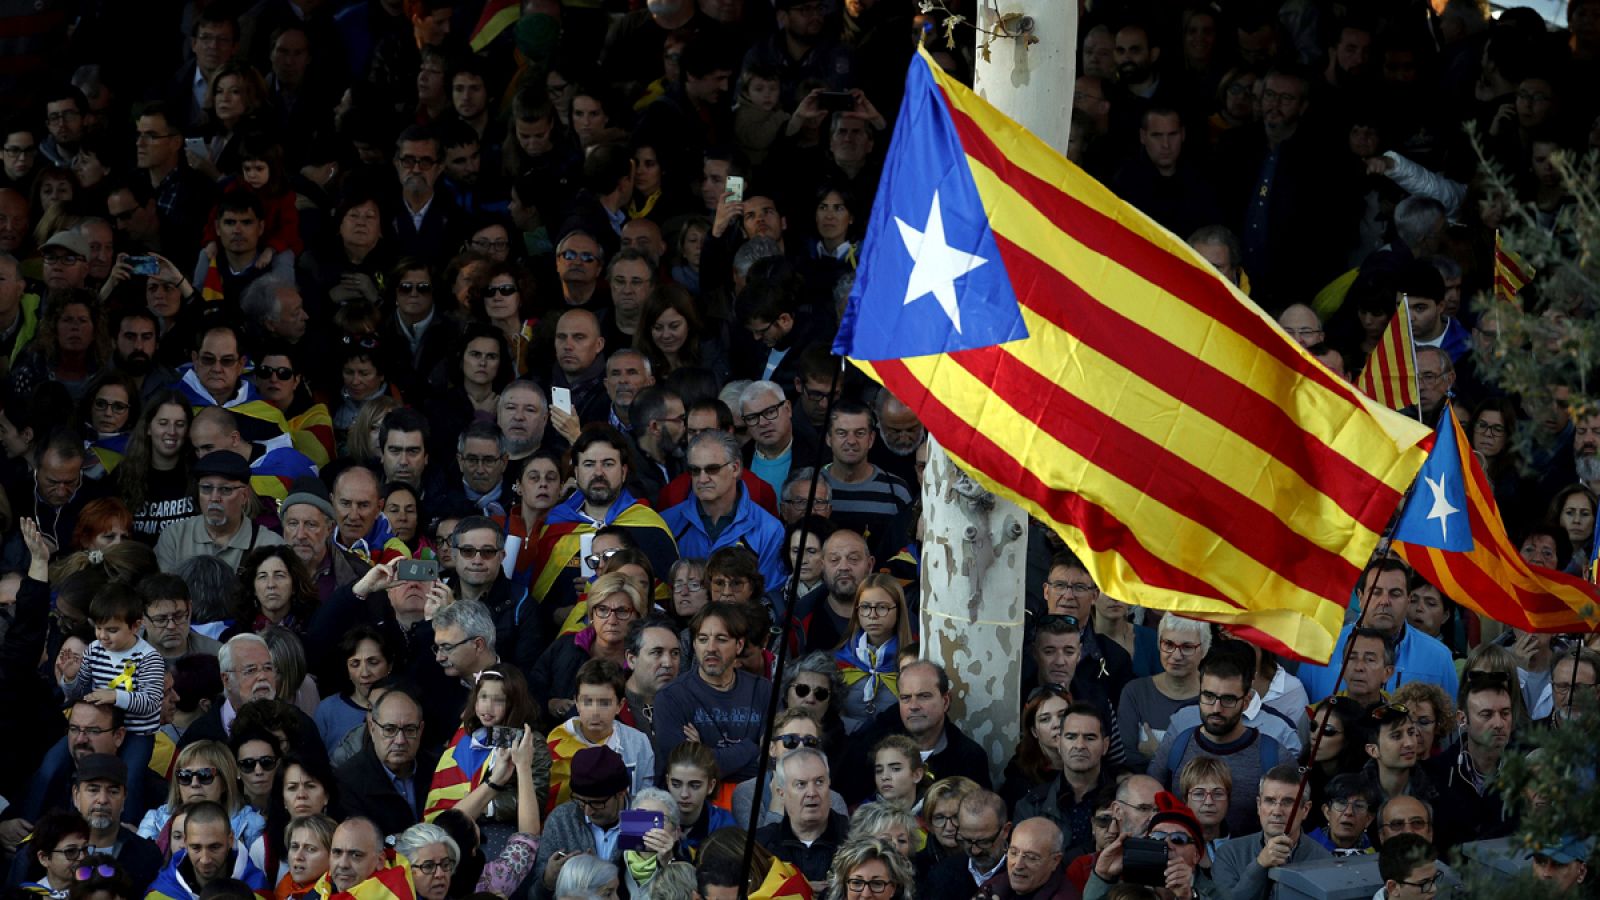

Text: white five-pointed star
xmin=895 ymin=190 xmax=988 ymax=333
xmin=1423 ymin=474 xmax=1460 ymax=541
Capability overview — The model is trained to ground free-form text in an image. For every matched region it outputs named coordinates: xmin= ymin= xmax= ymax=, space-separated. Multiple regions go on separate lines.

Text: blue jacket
xmin=145 ymin=844 xmax=267 ymax=900
xmin=1297 ymin=624 xmax=1459 ymax=704
xmin=662 ymin=484 xmax=788 ymax=590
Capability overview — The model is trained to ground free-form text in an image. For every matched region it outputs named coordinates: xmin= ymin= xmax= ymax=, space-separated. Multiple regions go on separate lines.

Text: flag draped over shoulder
xmin=1394 ymin=405 xmax=1599 ymax=631
xmin=833 ymin=48 xmax=1433 ymax=664
xmin=1356 ymin=298 xmax=1419 ymax=411
xmin=424 ymin=727 xmax=493 ymax=820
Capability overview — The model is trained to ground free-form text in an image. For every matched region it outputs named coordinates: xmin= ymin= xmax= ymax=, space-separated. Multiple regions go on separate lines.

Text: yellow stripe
xmin=469 ymin=8 xmax=518 ymax=51
xmin=963 ymin=160 xmax=1431 ymax=474
xmin=856 ymin=355 xmax=1351 ymax=659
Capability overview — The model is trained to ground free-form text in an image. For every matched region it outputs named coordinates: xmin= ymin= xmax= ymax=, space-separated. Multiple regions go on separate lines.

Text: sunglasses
xmin=1370 ymin=702 xmax=1410 ymax=724
xmin=398 ymin=281 xmax=432 ymax=294
xmin=176 ymin=768 xmax=218 ymax=786
xmin=1148 ymin=830 xmax=1196 ymax=847
xmin=1319 ymin=724 xmax=1343 ymax=738
xmin=560 ymin=249 xmax=599 ymax=263
xmin=484 ymin=283 xmax=518 ymax=296
xmin=256 ymin=365 xmax=296 ymax=381
xmin=237 ymin=755 xmax=279 ymax=773
xmin=791 ymin=683 xmax=831 ymax=702
xmin=776 ymin=734 xmax=821 ymax=750
xmin=1036 ymin=614 xmax=1080 ymax=630
xmin=75 ymin=865 xmax=118 ymax=882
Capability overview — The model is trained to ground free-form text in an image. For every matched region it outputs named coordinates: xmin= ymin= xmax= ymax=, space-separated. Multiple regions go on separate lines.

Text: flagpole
xmin=736 ymin=357 xmax=846 ymax=899
xmin=1287 ymin=480 xmax=1416 ymax=816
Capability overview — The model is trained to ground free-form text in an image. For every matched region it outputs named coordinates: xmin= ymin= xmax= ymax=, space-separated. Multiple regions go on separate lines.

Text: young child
xmin=546 ymin=658 xmax=656 ymax=812
xmin=201 ymin=135 xmax=304 ymax=260
xmin=66 ymin=583 xmax=167 ymax=818
xmin=424 ymin=663 xmax=548 ymax=821
xmin=734 ymin=64 xmax=789 ymax=165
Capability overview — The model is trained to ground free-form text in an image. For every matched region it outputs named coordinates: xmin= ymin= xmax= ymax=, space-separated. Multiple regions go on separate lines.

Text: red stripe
xmin=872 ymin=361 xmax=1242 ymax=608
xmin=941 ymin=341 xmax=1363 ymax=597
xmin=941 ymin=91 xmax=1360 ymax=405
xmin=995 ymin=234 xmax=1398 ymax=531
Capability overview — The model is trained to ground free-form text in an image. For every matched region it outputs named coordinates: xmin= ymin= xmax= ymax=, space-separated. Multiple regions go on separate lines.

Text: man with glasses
xmin=779 ymin=468 xmax=832 ymax=526
xmin=928 ymin=789 xmax=1010 ymax=892
xmin=380 ymin=261 xmax=459 ymax=403
xmin=1538 ymin=647 xmax=1599 ymax=727
xmin=1422 ymin=671 xmax=1517 ymax=850
xmin=388 ymin=125 xmax=460 ymax=258
xmin=754 ymin=747 xmax=850 ymax=891
xmin=429 ymin=598 xmax=499 ymax=684
xmin=1298 ymin=559 xmax=1458 ymax=705
xmin=740 ymin=379 xmax=814 ymax=494
xmin=527 ymin=425 xmax=676 ymax=625
xmin=15 ymin=702 xmax=126 ymax=822
xmin=338 ymin=688 xmax=435 ymax=837
xmin=188 ymin=406 xmax=316 ymax=505
xmin=1038 ymin=553 xmax=1136 ymax=710
xmin=979 ymin=817 xmax=1072 ymax=900
xmin=133 ymin=103 xmax=216 ymax=273
xmin=1375 ymin=796 xmax=1434 ymax=848
xmin=1149 ymin=642 xmax=1286 ymax=837
xmin=181 ymin=634 xmax=307 ymax=749
xmin=1307 ymin=774 xmax=1378 ymax=856
xmin=1361 ymin=703 xmax=1439 ymax=808
xmin=39 ymin=231 xmax=92 ymax=291
xmin=0 ymin=125 xmax=39 ymax=190
xmin=155 ymin=450 xmax=284 ymax=573
xmin=821 ymin=400 xmax=911 ymax=563
xmin=1375 ymin=833 xmax=1442 ymax=900
xmin=138 ymin=577 xmax=221 ymax=662
xmin=1087 ymin=791 xmax=1213 ymax=899
xmin=1212 ymin=764 xmax=1330 ymax=900
xmin=447 ymin=515 xmax=542 ymax=676
xmin=536 ymin=746 xmax=633 ymax=892
xmin=664 ymin=430 xmax=788 ymax=590
xmin=440 ymin=422 xmax=509 ymax=517
xmin=656 ymin=399 xmax=781 ymax=516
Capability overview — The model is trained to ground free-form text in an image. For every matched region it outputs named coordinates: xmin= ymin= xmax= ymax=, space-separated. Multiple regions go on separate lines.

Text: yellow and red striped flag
xmin=833 ymin=48 xmax=1433 ymax=664
xmin=750 ymin=858 xmax=813 ymax=900
xmin=1494 ymin=231 xmax=1533 ymax=302
xmin=1394 ymin=405 xmax=1599 ymax=631
xmin=1355 ymin=297 xmax=1419 ymax=411
xmin=469 ymin=0 xmax=518 ymax=51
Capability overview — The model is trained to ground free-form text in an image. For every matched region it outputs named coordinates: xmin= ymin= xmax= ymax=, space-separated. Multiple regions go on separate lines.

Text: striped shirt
xmin=824 ymin=465 xmax=914 ymax=558
xmin=69 ymin=638 xmax=166 ymax=734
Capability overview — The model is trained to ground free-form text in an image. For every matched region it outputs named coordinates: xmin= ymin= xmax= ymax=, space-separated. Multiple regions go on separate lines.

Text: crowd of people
xmin=0 ymin=0 xmax=1596 ymax=898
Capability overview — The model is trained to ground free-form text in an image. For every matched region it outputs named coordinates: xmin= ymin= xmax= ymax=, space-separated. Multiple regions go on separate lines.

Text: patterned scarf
xmin=838 ymin=632 xmax=898 ymax=703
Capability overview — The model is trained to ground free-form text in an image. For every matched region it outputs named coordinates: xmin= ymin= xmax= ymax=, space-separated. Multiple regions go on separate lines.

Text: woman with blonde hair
xmin=827 ymin=837 xmax=916 ymax=900
xmin=137 ymin=739 xmax=265 ymax=848
xmin=1389 ymin=681 xmax=1456 ymax=759
xmin=920 ymin=776 xmax=981 ymax=858
xmin=528 ymin=573 xmax=645 ymax=721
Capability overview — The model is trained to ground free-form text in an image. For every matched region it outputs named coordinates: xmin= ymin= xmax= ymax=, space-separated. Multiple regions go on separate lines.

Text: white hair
xmin=1157 ymin=614 xmax=1213 ymax=656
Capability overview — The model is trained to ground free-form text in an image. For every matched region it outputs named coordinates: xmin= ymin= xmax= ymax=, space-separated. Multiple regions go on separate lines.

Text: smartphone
xmin=485 ymin=725 xmax=520 ymax=749
xmin=184 ymin=137 xmax=209 ymax=159
xmin=396 ymin=558 xmax=440 ymax=581
xmin=551 ymin=386 xmax=573 ymax=415
xmin=618 ymin=809 xmax=664 ymax=851
xmin=817 ymin=90 xmax=855 ymax=112
xmin=128 ymin=255 xmax=161 ymax=276
xmin=723 ymin=175 xmax=745 ymax=204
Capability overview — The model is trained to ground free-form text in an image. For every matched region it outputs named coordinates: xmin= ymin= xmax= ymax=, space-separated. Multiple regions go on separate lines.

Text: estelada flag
xmin=834 ymin=48 xmax=1432 ymax=664
xmin=750 ymin=858 xmax=813 ymax=900
xmin=1394 ymin=405 xmax=1599 ymax=631
xmin=1356 ymin=296 xmax=1420 ymax=411
xmin=1494 ymin=231 xmax=1533 ymax=302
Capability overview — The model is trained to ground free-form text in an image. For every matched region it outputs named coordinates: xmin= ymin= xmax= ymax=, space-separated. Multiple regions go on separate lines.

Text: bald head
xmin=1116 ymin=775 xmax=1164 ymax=835
xmin=329 ymin=818 xmax=384 ymax=892
xmin=332 ymin=465 xmax=382 ymax=539
xmin=1277 ymin=304 xmax=1323 ymax=348
xmin=1008 ymin=818 xmax=1065 ymax=893
xmin=822 ymin=529 xmax=873 ymax=602
xmin=189 ymin=406 xmax=244 ymax=457
xmin=556 ymin=308 xmax=605 ymax=374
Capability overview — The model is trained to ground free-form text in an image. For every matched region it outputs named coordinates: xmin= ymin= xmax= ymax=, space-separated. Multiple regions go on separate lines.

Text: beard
xmin=1577 ymin=454 xmax=1600 ymax=486
xmin=116 ymin=349 xmax=153 ymax=376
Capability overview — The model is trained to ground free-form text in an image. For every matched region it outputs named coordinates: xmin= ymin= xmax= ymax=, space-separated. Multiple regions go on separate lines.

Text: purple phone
xmin=617 ymin=809 xmax=664 ymax=851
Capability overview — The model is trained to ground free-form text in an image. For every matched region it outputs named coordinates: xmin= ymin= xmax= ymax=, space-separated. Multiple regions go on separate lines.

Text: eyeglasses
xmin=858 ymin=603 xmax=895 ymax=618
xmin=44 ymin=253 xmax=86 ymax=265
xmin=455 ymin=545 xmax=500 ymax=559
xmin=1186 ymin=787 xmax=1226 ymax=802
xmin=1199 ymin=690 xmax=1244 ymax=708
xmin=197 ymin=483 xmax=243 ymax=498
xmin=673 ymin=580 xmax=704 ymax=594
xmin=67 ymin=725 xmax=113 ymax=738
xmin=1046 ymin=580 xmax=1097 ymax=595
xmin=956 ymin=828 xmax=1004 ymax=851
xmin=559 ymin=249 xmax=599 ymax=263
xmin=460 ymin=454 xmax=504 ymax=468
xmin=1148 ymin=830 xmax=1196 ymax=847
xmin=1396 ymin=873 xmax=1442 ymax=894
xmin=1382 ymin=817 xmax=1430 ymax=832
xmin=469 ymin=239 xmax=511 ymax=253
xmin=1552 ymin=681 xmax=1599 ymax=696
xmin=234 ymin=662 xmax=275 ymax=679
xmin=584 ymin=547 xmax=623 ymax=570
xmin=687 ymin=462 xmax=733 ymax=478
xmin=846 ymin=878 xmax=892 ymax=895
xmin=1116 ymin=799 xmax=1158 ymax=817
xmin=1473 ymin=421 xmax=1506 ymax=436
xmin=483 ymin=283 xmax=518 ymax=297
xmin=1283 ymin=326 xmax=1323 ymax=339
xmin=710 ymin=576 xmax=749 ymax=592
xmin=1328 ymin=799 xmax=1371 ymax=814
xmin=255 ymin=365 xmax=297 ymax=382
xmin=590 ymin=604 xmax=636 ymax=621
xmin=396 ymin=155 xmax=438 ymax=171
xmin=197 ymin=353 xmax=240 ymax=368
xmin=48 ymin=845 xmax=88 ymax=859
xmin=932 ymin=813 xmax=958 ymax=829
xmin=75 ymin=865 xmax=118 ymax=881
xmin=784 ymin=495 xmax=832 ymax=507
xmin=740 ymin=400 xmax=787 ymax=426
xmin=237 ymin=755 xmax=279 ymax=773
xmin=412 ymin=859 xmax=456 ymax=877
xmin=398 ymin=281 xmax=432 ymax=294
xmin=372 ymin=721 xmax=421 ymax=741
xmin=571 ymin=794 xmax=614 ymax=813
xmin=146 ymin=610 xmax=190 ymax=628
xmin=791 ymin=683 xmax=831 ymax=702
xmin=433 ymin=637 xmax=477 ymax=656
xmin=1159 ymin=639 xmax=1202 ymax=656
xmin=2 ymin=145 xmax=37 ymax=157
xmin=135 ymin=131 xmax=178 ymax=143
xmin=776 ymin=733 xmax=821 ymax=749
xmin=176 ymin=768 xmax=218 ymax=786
xmin=1091 ymin=813 xmax=1117 ymax=828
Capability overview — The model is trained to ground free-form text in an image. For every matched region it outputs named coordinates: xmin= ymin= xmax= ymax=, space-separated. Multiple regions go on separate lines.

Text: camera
xmin=1121 ymin=836 xmax=1170 ymax=887
xmin=486 ymin=726 xmax=520 ymax=749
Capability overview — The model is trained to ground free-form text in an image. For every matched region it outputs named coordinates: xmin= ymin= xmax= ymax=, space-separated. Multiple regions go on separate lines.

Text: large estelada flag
xmin=1394 ymin=405 xmax=1599 ymax=631
xmin=1356 ymin=297 xmax=1419 ymax=411
xmin=833 ymin=48 xmax=1433 ymax=663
